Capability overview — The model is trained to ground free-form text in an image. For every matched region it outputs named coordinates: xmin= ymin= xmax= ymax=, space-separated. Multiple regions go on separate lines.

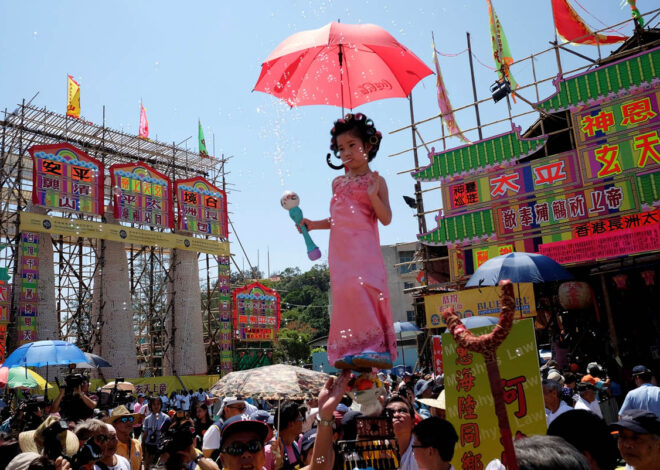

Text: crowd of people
xmin=0 ymin=361 xmax=658 ymax=470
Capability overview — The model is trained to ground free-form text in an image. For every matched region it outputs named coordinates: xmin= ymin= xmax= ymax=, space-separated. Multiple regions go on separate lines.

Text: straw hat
xmin=417 ymin=389 xmax=446 ymax=410
xmin=18 ymin=416 xmax=79 ymax=457
xmin=104 ymin=405 xmax=143 ymax=424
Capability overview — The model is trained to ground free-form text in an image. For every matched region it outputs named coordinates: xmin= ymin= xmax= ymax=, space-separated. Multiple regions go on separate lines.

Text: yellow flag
xmin=66 ymin=75 xmax=80 ymax=118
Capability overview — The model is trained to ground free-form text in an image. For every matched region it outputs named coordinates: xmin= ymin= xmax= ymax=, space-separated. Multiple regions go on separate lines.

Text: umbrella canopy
xmin=102 ymin=381 xmax=135 ymax=393
xmin=254 ymin=22 xmax=433 ymax=110
xmin=210 ymin=364 xmax=330 ymax=400
xmin=393 ymin=321 xmax=423 ymax=339
xmin=2 ymin=340 xmax=89 ymax=368
xmin=465 ymin=252 xmax=573 ymax=287
xmin=0 ymin=366 xmax=47 ymax=389
xmin=76 ymin=352 xmax=112 ymax=369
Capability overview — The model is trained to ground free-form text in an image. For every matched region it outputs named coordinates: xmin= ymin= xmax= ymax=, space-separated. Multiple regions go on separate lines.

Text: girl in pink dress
xmin=301 ymin=113 xmax=398 ymax=370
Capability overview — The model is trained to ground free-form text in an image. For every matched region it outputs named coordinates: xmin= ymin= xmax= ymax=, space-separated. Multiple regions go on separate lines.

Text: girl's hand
xmin=297 ymin=218 xmax=312 ymax=233
xmin=367 ymin=171 xmax=381 ymax=198
xmin=317 ymin=371 xmax=351 ymax=420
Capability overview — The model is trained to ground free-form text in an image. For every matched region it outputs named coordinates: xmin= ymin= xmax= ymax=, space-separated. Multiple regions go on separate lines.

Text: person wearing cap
xmin=543 ymin=379 xmax=573 ymax=427
xmin=582 ymin=362 xmax=610 ymax=400
xmin=202 ymin=397 xmax=247 ymax=459
xmin=218 ymin=414 xmax=269 ymax=470
xmin=619 ymin=366 xmax=660 ymax=419
xmin=17 ymin=416 xmax=80 ymax=460
xmin=574 ymin=382 xmax=603 ymax=418
xmin=299 ymin=429 xmax=317 ymax=466
xmin=411 ymin=417 xmax=458 ymax=470
xmin=106 ymin=405 xmax=142 ymax=470
xmin=611 ymin=409 xmax=660 ymax=470
xmin=250 ymin=410 xmax=274 ymax=444
xmin=417 ymin=390 xmax=447 ymax=420
xmin=413 ymin=380 xmax=433 ymax=419
xmin=141 ymin=396 xmax=171 ymax=469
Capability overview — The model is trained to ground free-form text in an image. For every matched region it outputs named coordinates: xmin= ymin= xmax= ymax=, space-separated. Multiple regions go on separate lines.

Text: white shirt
xmin=95 ymin=455 xmax=131 ymax=470
xmin=196 ymin=391 xmax=208 ymax=403
xmin=202 ymin=422 xmax=222 ymax=451
xmin=545 ymin=401 xmax=573 ymax=427
xmin=400 ymin=439 xmax=420 ymax=470
xmin=574 ymin=396 xmax=603 ymax=418
xmin=181 ymin=394 xmax=191 ymax=411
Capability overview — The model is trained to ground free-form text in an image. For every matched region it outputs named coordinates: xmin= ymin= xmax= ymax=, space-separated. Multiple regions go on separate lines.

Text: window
xmin=406 ymin=310 xmax=415 ymax=322
xmin=399 ymin=251 xmax=416 ymax=274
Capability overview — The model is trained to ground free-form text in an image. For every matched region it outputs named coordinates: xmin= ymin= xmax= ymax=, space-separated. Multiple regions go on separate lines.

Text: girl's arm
xmin=300 ymin=218 xmax=331 ymax=231
xmin=367 ymin=172 xmax=392 ymax=225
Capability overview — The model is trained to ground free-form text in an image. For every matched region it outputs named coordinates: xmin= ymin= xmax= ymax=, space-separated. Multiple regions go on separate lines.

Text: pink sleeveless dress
xmin=326 ymin=173 xmax=398 ymax=366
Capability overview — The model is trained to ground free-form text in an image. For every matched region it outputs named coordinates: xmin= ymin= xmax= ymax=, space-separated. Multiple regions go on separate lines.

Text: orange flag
xmin=66 ymin=75 xmax=81 ymax=118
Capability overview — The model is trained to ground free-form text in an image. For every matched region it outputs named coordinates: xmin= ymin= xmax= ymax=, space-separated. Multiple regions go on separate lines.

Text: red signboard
xmin=110 ymin=162 xmax=174 ymax=229
xmin=29 ymin=143 xmax=104 ymax=216
xmin=175 ymin=177 xmax=228 ymax=238
xmin=232 ymin=282 xmax=281 ymax=342
xmin=538 ymin=223 xmax=660 ymax=264
xmin=432 ymin=335 xmax=443 ymax=376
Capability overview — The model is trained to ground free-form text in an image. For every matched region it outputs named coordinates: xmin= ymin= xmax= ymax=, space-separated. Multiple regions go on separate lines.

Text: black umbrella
xmin=75 ymin=352 xmax=112 ymax=369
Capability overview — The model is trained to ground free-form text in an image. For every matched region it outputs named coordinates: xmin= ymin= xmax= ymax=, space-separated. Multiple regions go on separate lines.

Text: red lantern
xmin=642 ymin=270 xmax=655 ymax=287
xmin=558 ymin=282 xmax=593 ymax=310
xmin=613 ymin=274 xmax=628 ymax=290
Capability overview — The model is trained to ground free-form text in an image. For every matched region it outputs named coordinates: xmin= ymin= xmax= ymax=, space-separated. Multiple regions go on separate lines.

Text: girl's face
xmin=336 ymin=131 xmax=372 ymax=171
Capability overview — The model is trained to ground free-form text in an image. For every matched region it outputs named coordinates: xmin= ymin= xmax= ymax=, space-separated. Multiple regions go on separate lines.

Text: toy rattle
xmin=281 ymin=190 xmax=321 ymax=261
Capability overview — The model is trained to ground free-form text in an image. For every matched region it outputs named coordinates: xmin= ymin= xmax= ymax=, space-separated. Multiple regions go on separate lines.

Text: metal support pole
xmin=466 ymin=32 xmax=484 ymax=141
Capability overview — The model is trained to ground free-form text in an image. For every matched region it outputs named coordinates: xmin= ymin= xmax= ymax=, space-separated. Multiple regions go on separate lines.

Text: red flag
xmin=139 ymin=103 xmax=149 ymax=139
xmin=552 ymin=0 xmax=626 ymax=45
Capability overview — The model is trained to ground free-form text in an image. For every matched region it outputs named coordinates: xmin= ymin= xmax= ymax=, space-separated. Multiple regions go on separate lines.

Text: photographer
xmin=157 ymin=419 xmax=219 ymax=470
xmin=52 ymin=375 xmax=97 ymax=423
xmin=141 ymin=397 xmax=170 ymax=469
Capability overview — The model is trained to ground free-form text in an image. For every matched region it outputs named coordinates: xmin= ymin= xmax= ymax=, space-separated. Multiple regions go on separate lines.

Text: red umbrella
xmin=254 ymin=22 xmax=433 ymax=113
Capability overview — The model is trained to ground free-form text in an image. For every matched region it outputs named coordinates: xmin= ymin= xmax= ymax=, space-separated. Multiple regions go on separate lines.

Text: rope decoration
xmin=442 ymin=280 xmax=515 ymax=353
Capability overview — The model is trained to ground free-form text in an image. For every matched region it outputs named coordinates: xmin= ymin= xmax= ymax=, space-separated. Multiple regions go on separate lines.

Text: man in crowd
xmin=141 ymin=396 xmax=170 ymax=469
xmin=94 ymin=423 xmax=130 ymax=470
xmin=411 ymin=417 xmax=458 ymax=470
xmin=574 ymin=382 xmax=603 ymax=418
xmin=611 ymin=409 xmax=660 ymax=470
xmin=265 ymin=401 xmax=304 ymax=470
xmin=413 ymin=379 xmax=433 ymax=419
xmin=218 ymin=414 xmax=269 ymax=470
xmin=543 ymin=379 xmax=573 ymax=426
xmin=384 ymin=396 xmax=419 ymax=470
xmin=106 ymin=405 xmax=142 ymax=470
xmin=620 ymin=366 xmax=660 ymax=418
xmin=203 ymin=397 xmax=247 ymax=459
xmin=52 ymin=375 xmax=97 ymax=423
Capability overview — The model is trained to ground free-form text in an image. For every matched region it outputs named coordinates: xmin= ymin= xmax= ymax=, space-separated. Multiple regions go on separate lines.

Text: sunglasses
xmin=117 ymin=416 xmax=135 ymax=423
xmin=221 ymin=439 xmax=264 ymax=456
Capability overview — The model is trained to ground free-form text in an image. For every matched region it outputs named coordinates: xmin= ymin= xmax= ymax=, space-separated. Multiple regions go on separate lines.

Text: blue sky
xmin=0 ymin=1 xmax=633 ymax=274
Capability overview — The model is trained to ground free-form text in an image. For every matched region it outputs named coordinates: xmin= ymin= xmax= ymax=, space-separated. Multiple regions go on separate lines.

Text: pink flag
xmin=139 ymin=104 xmax=149 ymax=139
xmin=433 ymin=40 xmax=471 ymax=144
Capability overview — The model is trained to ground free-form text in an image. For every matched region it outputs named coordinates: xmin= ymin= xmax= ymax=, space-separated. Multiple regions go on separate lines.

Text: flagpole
xmin=465 ymin=32 xmax=483 ymax=141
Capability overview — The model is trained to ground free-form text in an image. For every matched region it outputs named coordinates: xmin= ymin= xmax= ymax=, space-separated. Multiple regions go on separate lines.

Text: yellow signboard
xmin=425 ymin=283 xmax=536 ymax=327
xmin=20 ymin=212 xmax=230 ymax=256
xmin=443 ymin=319 xmax=546 ymax=468
xmin=43 ymin=374 xmax=219 ymax=395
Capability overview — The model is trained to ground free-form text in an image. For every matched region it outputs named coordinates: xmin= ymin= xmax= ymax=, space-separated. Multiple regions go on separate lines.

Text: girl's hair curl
xmin=326 ymin=113 xmax=382 ymax=170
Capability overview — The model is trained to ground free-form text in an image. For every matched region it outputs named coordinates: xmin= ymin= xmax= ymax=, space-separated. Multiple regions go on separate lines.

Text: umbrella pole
xmin=399 ymin=332 xmax=406 ymax=372
xmin=44 ymin=363 xmax=48 ymax=401
xmin=339 ymin=44 xmax=345 ymax=117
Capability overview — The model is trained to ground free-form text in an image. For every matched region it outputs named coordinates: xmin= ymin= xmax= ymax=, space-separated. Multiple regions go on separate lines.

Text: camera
xmin=64 ymin=374 xmax=85 ymax=393
xmin=42 ymin=419 xmax=69 ymax=460
xmin=69 ymin=441 xmax=103 ymax=470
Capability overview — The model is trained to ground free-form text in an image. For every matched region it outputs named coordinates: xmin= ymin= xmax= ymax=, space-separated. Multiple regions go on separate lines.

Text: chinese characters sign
xmin=232 ymin=282 xmax=281 ymax=342
xmin=29 ymin=143 xmax=104 ymax=216
xmin=175 ymin=177 xmax=228 ymax=238
xmin=18 ymin=232 xmax=39 ymax=345
xmin=424 ymin=283 xmax=536 ymax=327
xmin=494 ymin=179 xmax=636 ymax=237
xmin=110 ymin=163 xmax=174 ymax=229
xmin=218 ymin=255 xmax=233 ymax=375
xmin=0 ymin=266 xmax=10 ymax=362
xmin=443 ymin=319 xmax=546 ymax=469
xmin=573 ymin=89 xmax=660 ymax=146
xmin=444 ymin=152 xmax=580 ymax=213
xmin=539 ymin=222 xmax=660 ymax=265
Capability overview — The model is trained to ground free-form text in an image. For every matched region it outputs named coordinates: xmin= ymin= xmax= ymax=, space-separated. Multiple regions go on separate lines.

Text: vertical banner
xmin=0 ymin=266 xmax=11 ymax=362
xmin=232 ymin=282 xmax=281 ymax=341
xmin=175 ymin=177 xmax=228 ymax=239
xmin=18 ymin=232 xmax=39 ymax=345
xmin=29 ymin=143 xmax=105 ymax=216
xmin=110 ymin=162 xmax=174 ymax=229
xmin=217 ymin=255 xmax=233 ymax=376
xmin=432 ymin=335 xmax=443 ymax=376
xmin=443 ymin=319 xmax=546 ymax=469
